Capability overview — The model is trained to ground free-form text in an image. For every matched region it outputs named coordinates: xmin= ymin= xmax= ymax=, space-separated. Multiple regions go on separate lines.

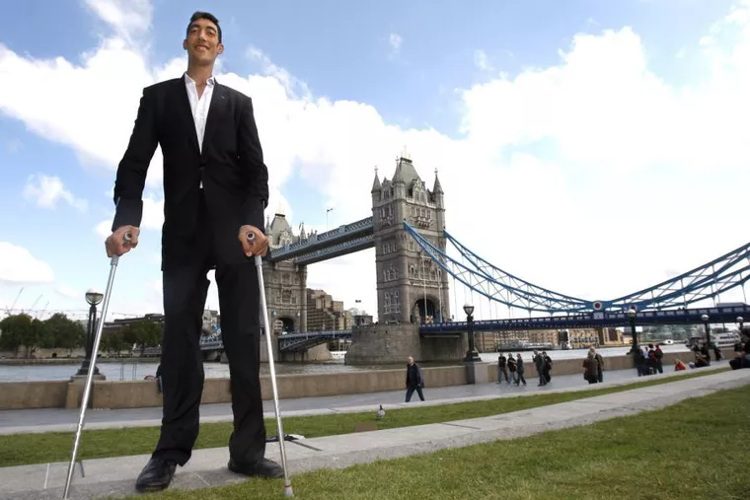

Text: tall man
xmin=105 ymin=11 xmax=282 ymax=493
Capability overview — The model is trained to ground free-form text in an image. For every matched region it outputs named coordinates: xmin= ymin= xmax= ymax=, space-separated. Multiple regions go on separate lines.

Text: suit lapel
xmin=175 ymin=78 xmax=201 ymax=154
xmin=202 ymin=82 xmax=227 ymax=153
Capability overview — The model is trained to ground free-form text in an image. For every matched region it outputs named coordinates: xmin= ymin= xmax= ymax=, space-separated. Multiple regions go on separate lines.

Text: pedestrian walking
xmin=634 ymin=347 xmax=648 ymax=376
xmin=533 ymin=350 xmax=545 ymax=386
xmin=542 ymin=350 xmax=553 ymax=383
xmin=594 ymin=349 xmax=604 ymax=382
xmin=647 ymin=344 xmax=658 ymax=374
xmin=507 ymin=354 xmax=517 ymax=383
xmin=515 ymin=353 xmax=527 ymax=386
xmin=106 ymin=11 xmax=282 ymax=492
xmin=497 ymin=352 xmax=510 ymax=384
xmin=654 ymin=344 xmax=664 ymax=373
xmin=405 ymin=356 xmax=425 ymax=402
xmin=583 ymin=349 xmax=598 ymax=384
xmin=713 ymin=344 xmax=723 ymax=361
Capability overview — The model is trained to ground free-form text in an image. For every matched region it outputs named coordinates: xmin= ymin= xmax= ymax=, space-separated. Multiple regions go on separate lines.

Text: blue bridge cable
xmin=442 ymin=228 xmax=591 ymax=309
xmin=402 ymin=221 xmax=750 ymax=314
xmin=402 ymin=222 xmax=587 ymax=313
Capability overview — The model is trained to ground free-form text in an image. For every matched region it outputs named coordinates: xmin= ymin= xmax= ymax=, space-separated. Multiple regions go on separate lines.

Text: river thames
xmin=0 ymin=344 xmax=694 ymax=382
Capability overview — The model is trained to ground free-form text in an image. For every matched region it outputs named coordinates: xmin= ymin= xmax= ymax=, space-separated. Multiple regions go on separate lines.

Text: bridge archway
xmin=279 ymin=316 xmax=296 ymax=334
xmin=413 ymin=298 xmax=438 ymax=324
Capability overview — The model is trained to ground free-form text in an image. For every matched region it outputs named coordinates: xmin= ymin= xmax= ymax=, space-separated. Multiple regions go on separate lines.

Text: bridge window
xmin=384 ymin=291 xmax=401 ymax=314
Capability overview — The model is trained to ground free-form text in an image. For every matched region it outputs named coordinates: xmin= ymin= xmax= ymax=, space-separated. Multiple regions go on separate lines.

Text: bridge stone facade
xmin=371 ymin=156 xmax=451 ymax=325
xmin=346 ymin=156 xmax=464 ymax=364
xmin=260 ymin=214 xmax=331 ymax=362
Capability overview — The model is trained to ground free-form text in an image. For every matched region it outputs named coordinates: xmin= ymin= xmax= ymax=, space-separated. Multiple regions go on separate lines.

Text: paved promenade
xmin=1 ymin=362 xmax=748 ymax=499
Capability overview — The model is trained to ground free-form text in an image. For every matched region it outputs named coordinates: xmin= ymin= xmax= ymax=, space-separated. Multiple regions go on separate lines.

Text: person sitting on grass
xmin=693 ymin=350 xmax=710 ymax=368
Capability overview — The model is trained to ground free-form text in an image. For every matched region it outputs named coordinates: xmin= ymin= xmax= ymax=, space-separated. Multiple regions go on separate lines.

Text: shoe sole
xmin=135 ymin=482 xmax=171 ymax=493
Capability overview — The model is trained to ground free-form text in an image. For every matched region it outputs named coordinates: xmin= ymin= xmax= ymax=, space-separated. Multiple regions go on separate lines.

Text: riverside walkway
xmin=1 ymin=362 xmax=748 ymax=499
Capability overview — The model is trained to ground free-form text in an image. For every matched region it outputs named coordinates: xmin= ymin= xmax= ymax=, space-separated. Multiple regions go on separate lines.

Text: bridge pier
xmin=345 ymin=323 xmax=465 ymax=364
xmin=279 ymin=343 xmax=333 ymax=362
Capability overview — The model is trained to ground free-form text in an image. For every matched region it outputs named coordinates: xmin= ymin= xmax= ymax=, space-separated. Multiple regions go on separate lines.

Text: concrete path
xmin=0 ymin=361 xmax=729 ymax=435
xmin=1 ymin=364 xmax=748 ymax=499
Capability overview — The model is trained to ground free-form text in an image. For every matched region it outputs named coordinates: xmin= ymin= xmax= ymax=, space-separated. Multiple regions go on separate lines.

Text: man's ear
xmin=183 ymin=39 xmax=188 ymax=50
xmin=217 ymin=43 xmax=224 ymax=55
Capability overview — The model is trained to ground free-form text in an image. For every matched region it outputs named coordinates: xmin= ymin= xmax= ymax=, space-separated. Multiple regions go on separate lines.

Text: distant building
xmin=306 ymin=289 xmax=347 ymax=331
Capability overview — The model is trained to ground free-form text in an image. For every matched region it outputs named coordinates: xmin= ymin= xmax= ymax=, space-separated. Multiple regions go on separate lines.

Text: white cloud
xmin=2 ymin=2 xmax=750 ymax=320
xmin=23 ymin=174 xmax=87 ymax=211
xmin=474 ymin=49 xmax=494 ymax=72
xmin=0 ymin=242 xmax=55 ymax=284
xmin=246 ymin=46 xmax=310 ymax=98
xmin=55 ymin=284 xmax=81 ymax=300
xmin=95 ymin=192 xmax=163 ymax=237
xmin=84 ymin=0 xmax=153 ymax=45
xmin=389 ymin=33 xmax=403 ymax=56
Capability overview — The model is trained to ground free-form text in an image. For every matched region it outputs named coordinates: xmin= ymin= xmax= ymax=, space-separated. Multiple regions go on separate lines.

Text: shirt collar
xmin=184 ymin=73 xmax=216 ymax=86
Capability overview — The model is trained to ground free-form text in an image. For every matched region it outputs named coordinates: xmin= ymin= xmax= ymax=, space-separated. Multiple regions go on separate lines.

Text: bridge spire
xmin=433 ymin=169 xmax=443 ymax=194
xmin=371 ymin=167 xmax=381 ymax=193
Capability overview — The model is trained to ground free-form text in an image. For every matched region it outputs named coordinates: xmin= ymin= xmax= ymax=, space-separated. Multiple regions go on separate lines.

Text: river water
xmin=0 ymin=344 xmax=692 ymax=382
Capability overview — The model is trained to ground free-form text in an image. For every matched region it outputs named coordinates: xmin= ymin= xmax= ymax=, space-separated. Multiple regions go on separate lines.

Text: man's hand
xmin=105 ymin=226 xmax=140 ymax=257
xmin=239 ymin=225 xmax=269 ymax=257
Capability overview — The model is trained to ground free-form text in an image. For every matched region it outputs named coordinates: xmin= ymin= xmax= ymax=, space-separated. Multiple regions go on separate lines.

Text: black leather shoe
xmin=228 ymin=457 xmax=284 ymax=478
xmin=135 ymin=457 xmax=177 ymax=492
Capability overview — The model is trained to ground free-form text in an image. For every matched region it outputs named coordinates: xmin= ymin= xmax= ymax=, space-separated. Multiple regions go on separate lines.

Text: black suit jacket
xmin=112 ymin=77 xmax=268 ymax=270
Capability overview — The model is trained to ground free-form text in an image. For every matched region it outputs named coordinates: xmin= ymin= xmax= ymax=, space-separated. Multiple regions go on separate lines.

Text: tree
xmin=101 ymin=331 xmax=129 ymax=355
xmin=43 ymin=313 xmax=85 ymax=354
xmin=122 ymin=319 xmax=162 ymax=354
xmin=0 ymin=314 xmax=43 ymax=357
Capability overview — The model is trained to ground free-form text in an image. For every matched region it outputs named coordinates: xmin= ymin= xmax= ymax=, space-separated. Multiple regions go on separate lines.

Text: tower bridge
xmin=199 ymin=154 xmax=749 ymax=364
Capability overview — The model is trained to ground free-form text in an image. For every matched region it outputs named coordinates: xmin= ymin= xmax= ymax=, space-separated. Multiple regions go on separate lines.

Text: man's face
xmin=183 ymin=18 xmax=223 ymax=65
xmin=407 ymin=356 xmax=414 ymax=365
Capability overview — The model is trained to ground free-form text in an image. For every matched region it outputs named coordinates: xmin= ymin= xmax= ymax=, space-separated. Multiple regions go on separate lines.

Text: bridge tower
xmin=346 ymin=154 xmax=462 ymax=364
xmin=371 ymin=155 xmax=451 ymax=325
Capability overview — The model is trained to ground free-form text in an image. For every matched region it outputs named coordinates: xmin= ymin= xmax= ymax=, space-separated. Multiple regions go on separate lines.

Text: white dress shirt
xmin=184 ymin=73 xmax=215 ymax=153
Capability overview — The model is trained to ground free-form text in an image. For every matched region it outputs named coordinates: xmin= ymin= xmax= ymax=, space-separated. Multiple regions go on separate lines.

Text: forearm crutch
xmin=62 ymin=239 xmax=127 ymax=499
xmin=250 ymin=234 xmax=294 ymax=497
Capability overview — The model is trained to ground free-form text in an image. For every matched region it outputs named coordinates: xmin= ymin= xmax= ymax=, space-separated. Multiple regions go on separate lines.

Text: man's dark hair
xmin=187 ymin=11 xmax=222 ymax=43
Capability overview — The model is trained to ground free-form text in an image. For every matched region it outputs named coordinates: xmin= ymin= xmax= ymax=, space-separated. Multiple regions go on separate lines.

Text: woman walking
xmin=515 ymin=353 xmax=527 ymax=386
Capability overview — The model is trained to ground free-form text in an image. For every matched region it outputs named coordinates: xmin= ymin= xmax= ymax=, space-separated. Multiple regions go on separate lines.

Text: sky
xmin=1 ymin=0 xmax=749 ymax=323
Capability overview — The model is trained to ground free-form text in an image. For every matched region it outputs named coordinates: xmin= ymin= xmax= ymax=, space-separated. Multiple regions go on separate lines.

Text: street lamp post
xmin=463 ymin=303 xmax=481 ymax=362
xmin=326 ymin=207 xmax=333 ymax=230
xmin=76 ymin=289 xmax=104 ymax=377
xmin=700 ymin=313 xmax=711 ymax=363
xmin=627 ymin=307 xmax=638 ymax=354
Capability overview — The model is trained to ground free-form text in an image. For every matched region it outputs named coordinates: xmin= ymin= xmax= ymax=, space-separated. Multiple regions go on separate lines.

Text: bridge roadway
xmin=196 ymin=304 xmax=750 ymax=354
xmin=420 ymin=303 xmax=750 ymax=335
xmin=267 ymin=216 xmax=374 ymax=265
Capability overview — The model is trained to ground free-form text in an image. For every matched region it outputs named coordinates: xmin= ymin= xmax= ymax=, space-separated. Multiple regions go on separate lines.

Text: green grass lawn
xmin=139 ymin=383 xmax=750 ymax=500
xmin=0 ymin=368 xmax=728 ymax=467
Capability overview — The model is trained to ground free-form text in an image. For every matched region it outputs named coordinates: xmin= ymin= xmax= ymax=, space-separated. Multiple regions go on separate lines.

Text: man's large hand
xmin=105 ymin=226 xmax=140 ymax=257
xmin=239 ymin=225 xmax=269 ymax=257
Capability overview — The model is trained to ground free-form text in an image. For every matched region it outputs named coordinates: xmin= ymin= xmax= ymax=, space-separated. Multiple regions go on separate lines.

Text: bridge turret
xmin=371 ymin=169 xmax=382 ymax=205
xmin=432 ymin=171 xmax=444 ymax=207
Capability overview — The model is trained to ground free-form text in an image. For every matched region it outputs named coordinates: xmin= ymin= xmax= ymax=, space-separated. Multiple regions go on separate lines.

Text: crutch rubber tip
xmin=284 ymin=485 xmax=294 ymax=497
